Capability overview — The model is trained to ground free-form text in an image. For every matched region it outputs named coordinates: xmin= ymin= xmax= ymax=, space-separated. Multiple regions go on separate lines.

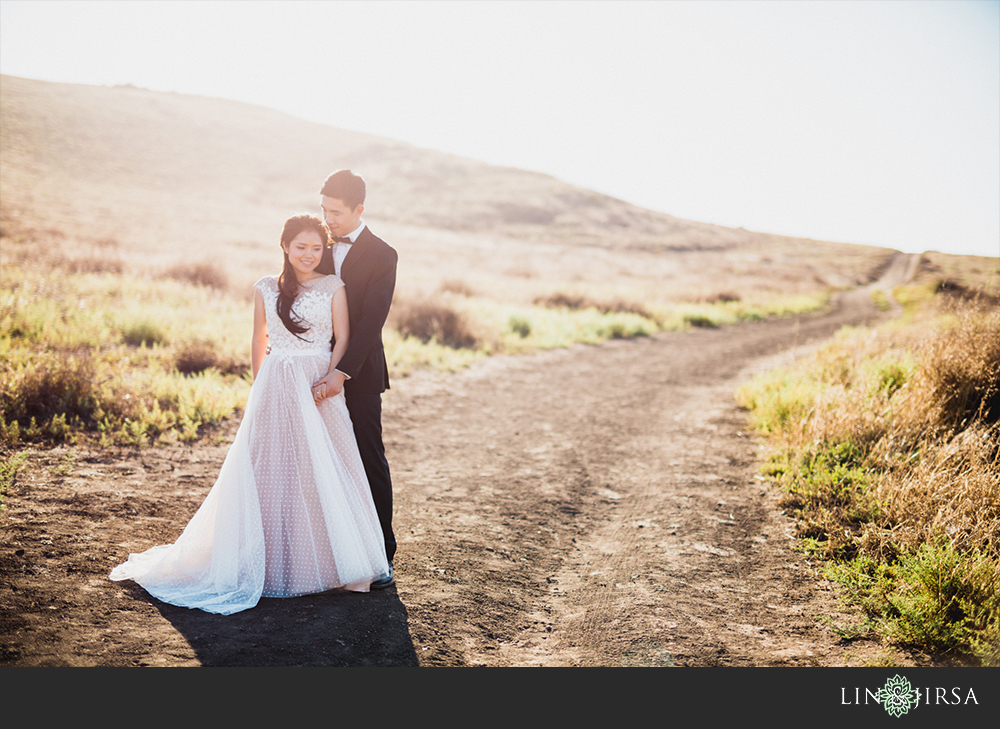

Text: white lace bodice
xmin=254 ymin=274 xmax=344 ymax=353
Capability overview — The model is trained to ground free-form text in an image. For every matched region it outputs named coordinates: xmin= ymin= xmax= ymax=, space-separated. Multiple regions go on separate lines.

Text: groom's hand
xmin=312 ymin=370 xmax=347 ymax=402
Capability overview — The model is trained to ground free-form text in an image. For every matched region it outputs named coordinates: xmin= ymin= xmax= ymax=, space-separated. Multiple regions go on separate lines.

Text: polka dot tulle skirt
xmin=110 ymin=275 xmax=390 ymax=614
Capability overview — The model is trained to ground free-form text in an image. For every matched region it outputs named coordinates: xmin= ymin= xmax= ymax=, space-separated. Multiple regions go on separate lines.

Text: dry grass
xmin=911 ymin=252 xmax=1000 ymax=297
xmin=736 ymin=293 xmax=1000 ymax=663
xmin=0 ymin=344 xmax=248 ymax=446
xmin=0 ymin=254 xmax=252 ymax=445
xmin=161 ymin=261 xmax=229 ymax=290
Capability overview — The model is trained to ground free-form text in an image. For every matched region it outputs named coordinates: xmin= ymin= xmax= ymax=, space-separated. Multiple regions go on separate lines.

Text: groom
xmin=312 ymin=169 xmax=397 ymax=589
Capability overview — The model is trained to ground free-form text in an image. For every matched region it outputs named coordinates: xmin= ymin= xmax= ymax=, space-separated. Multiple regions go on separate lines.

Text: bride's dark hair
xmin=278 ymin=214 xmax=331 ymax=340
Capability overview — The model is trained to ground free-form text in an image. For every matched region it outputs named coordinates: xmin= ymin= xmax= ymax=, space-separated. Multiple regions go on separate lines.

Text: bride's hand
xmin=312 ymin=370 xmax=346 ymax=402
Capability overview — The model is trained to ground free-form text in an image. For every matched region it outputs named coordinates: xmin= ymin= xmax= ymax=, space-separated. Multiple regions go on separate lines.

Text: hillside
xmin=1 ymin=74 xmax=782 ymax=246
xmin=0 ymin=74 xmax=898 ymax=299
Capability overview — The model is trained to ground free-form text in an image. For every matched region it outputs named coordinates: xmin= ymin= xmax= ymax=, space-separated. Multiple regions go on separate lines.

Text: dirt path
xmin=1 ymin=254 xmax=922 ymax=666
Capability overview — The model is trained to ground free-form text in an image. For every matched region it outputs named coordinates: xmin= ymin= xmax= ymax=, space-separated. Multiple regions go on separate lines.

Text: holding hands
xmin=312 ymin=370 xmax=347 ymax=403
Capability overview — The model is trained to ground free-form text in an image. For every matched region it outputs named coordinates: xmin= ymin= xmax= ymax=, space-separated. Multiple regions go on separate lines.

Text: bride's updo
xmin=277 ymin=214 xmax=331 ymax=339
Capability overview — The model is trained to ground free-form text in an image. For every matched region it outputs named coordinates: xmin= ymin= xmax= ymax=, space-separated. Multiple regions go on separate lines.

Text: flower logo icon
xmin=880 ymin=675 xmax=920 ymax=717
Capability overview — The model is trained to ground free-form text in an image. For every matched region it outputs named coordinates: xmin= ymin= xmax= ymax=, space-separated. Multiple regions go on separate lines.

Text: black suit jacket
xmin=317 ymin=226 xmax=397 ymax=393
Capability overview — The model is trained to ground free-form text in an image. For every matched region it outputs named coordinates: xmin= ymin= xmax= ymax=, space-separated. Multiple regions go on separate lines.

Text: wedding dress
xmin=110 ymin=274 xmax=390 ymax=615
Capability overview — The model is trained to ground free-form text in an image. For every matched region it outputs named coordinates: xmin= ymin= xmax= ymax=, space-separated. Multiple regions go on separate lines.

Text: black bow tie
xmin=332 ymin=236 xmax=352 ymax=244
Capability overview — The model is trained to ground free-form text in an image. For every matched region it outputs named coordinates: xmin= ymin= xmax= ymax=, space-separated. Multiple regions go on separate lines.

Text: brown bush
xmin=162 ymin=261 xmax=229 ymax=290
xmin=175 ymin=340 xmax=248 ymax=376
xmin=602 ymin=299 xmax=656 ymax=320
xmin=0 ymin=352 xmax=135 ymax=439
xmin=534 ymin=292 xmax=656 ymax=321
xmin=393 ymin=300 xmax=478 ymax=349
xmin=936 ymin=278 xmax=1000 ymax=307
xmin=65 ymin=257 xmax=124 ymax=274
xmin=704 ymin=291 xmax=742 ymax=303
xmin=536 ymin=293 xmax=588 ymax=310
xmin=175 ymin=341 xmax=219 ymax=375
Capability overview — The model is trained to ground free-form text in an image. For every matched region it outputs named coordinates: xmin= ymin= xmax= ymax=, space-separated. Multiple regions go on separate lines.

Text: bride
xmin=110 ymin=214 xmax=391 ymax=614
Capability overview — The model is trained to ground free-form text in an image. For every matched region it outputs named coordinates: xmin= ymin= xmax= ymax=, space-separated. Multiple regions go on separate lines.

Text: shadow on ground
xmin=145 ymin=584 xmax=419 ymax=666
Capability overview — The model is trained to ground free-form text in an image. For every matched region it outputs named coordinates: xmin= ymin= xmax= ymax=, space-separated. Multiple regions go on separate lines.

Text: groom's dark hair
xmin=320 ymin=169 xmax=366 ymax=209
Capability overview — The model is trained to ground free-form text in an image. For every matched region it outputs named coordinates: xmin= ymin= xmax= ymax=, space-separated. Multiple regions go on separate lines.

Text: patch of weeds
xmin=508 ymin=316 xmax=531 ymax=338
xmin=782 ymin=439 xmax=879 ymax=559
xmin=876 ymin=362 xmax=909 ymax=398
xmin=52 ymin=451 xmax=76 ymax=477
xmin=817 ymin=614 xmax=874 ymax=642
xmin=0 ymin=450 xmax=29 ymax=507
xmin=855 ymin=648 xmax=908 ymax=667
xmin=824 ymin=543 xmax=1000 ymax=665
xmin=122 ymin=320 xmax=168 ymax=347
xmin=870 ymin=289 xmax=891 ymax=311
xmin=600 ymin=320 xmax=649 ymax=339
xmin=683 ymin=313 xmax=718 ymax=328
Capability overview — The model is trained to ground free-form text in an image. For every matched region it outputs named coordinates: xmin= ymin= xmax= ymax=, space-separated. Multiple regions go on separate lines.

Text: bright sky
xmin=2 ymin=0 xmax=998 ymax=258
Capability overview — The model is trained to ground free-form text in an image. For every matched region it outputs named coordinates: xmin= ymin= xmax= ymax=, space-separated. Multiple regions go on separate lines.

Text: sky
xmin=1 ymin=0 xmax=998 ymax=258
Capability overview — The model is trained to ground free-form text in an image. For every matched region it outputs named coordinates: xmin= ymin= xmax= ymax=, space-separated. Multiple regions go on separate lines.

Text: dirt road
xmin=0 ymin=254 xmax=921 ymax=666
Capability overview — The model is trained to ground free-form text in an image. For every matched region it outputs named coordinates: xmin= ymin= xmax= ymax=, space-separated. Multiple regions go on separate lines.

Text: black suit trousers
xmin=345 ymin=387 xmax=396 ymax=562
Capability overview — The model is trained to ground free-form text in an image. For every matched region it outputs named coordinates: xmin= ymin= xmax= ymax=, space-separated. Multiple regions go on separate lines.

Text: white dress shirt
xmin=330 ymin=219 xmax=365 ymax=381
xmin=332 ymin=219 xmax=366 ymax=276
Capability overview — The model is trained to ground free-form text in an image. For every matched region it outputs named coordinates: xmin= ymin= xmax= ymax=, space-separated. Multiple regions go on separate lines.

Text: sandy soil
xmin=0 ymin=254 xmax=927 ymax=667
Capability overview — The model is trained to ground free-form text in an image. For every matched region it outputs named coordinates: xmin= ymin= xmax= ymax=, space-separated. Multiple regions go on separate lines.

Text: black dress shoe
xmin=371 ymin=562 xmax=394 ymax=590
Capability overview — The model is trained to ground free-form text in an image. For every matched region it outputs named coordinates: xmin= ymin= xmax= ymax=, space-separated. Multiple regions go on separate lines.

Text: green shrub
xmin=508 ymin=316 xmax=531 ymax=338
xmin=683 ymin=313 xmax=718 ymax=328
xmin=826 ymin=542 xmax=1000 ymax=664
xmin=870 ymin=289 xmax=891 ymax=311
